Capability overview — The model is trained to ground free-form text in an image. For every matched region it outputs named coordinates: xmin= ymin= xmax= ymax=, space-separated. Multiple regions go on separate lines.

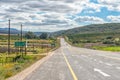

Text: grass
xmin=74 ymin=43 xmax=84 ymax=47
xmin=93 ymin=46 xmax=120 ymax=52
xmin=0 ymin=55 xmax=45 ymax=80
xmin=65 ymin=32 xmax=120 ymax=52
xmin=0 ymin=37 xmax=60 ymax=80
xmin=0 ymin=34 xmax=60 ymax=80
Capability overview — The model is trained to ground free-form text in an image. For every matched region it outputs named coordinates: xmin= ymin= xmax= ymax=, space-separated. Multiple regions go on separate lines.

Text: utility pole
xmin=8 ymin=19 xmax=11 ymax=55
xmin=33 ymin=43 xmax=34 ymax=51
xmin=21 ymin=24 xmax=22 ymax=41
xmin=20 ymin=24 xmax=23 ymax=57
xmin=25 ymin=40 xmax=27 ymax=56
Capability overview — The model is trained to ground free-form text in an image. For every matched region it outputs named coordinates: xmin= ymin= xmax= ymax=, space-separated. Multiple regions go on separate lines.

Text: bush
xmin=103 ymin=40 xmax=114 ymax=44
xmin=115 ymin=42 xmax=120 ymax=45
xmin=14 ymin=64 xmax=22 ymax=70
xmin=106 ymin=36 xmax=113 ymax=39
xmin=39 ymin=33 xmax=48 ymax=39
xmin=5 ymin=71 xmax=13 ymax=78
xmin=33 ymin=50 xmax=39 ymax=54
xmin=17 ymin=58 xmax=25 ymax=63
xmin=72 ymin=41 xmax=79 ymax=44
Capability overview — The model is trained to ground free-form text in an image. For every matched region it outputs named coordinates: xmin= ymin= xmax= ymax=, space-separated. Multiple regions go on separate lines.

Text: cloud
xmin=74 ymin=16 xmax=104 ymax=24
xmin=107 ymin=15 xmax=120 ymax=22
xmin=0 ymin=0 xmax=28 ymax=3
xmin=25 ymin=0 xmax=80 ymax=14
xmin=98 ymin=0 xmax=120 ymax=11
xmin=0 ymin=0 xmax=119 ymax=32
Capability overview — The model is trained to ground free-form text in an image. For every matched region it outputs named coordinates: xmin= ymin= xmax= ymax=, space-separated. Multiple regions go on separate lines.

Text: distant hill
xmin=1 ymin=23 xmax=120 ymax=36
xmin=0 ymin=28 xmax=49 ymax=36
xmin=0 ymin=28 xmax=20 ymax=34
xmin=53 ymin=23 xmax=120 ymax=36
xmin=34 ymin=32 xmax=51 ymax=36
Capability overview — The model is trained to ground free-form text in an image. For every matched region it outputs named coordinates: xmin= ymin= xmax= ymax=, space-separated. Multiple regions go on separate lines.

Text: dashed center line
xmin=99 ymin=61 xmax=103 ymax=63
xmin=105 ymin=63 xmax=112 ymax=66
xmin=94 ymin=68 xmax=110 ymax=77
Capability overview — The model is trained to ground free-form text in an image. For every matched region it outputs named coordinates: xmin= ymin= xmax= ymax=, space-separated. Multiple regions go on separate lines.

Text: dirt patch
xmin=83 ymin=42 xmax=107 ymax=49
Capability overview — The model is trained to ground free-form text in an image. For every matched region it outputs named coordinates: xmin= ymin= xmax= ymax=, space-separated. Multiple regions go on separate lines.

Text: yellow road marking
xmin=62 ymin=52 xmax=78 ymax=80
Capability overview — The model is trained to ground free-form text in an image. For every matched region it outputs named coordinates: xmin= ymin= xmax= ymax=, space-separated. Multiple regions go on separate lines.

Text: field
xmin=0 ymin=55 xmax=45 ymax=79
xmin=66 ymin=32 xmax=120 ymax=52
xmin=93 ymin=46 xmax=120 ymax=52
xmin=0 ymin=34 xmax=60 ymax=80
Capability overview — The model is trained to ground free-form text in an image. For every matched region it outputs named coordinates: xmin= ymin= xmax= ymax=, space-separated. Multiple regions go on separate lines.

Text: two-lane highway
xmin=24 ymin=38 xmax=120 ymax=80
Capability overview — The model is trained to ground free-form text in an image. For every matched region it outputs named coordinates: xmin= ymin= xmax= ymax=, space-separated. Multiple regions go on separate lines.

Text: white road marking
xmin=94 ymin=59 xmax=97 ymax=61
xmin=94 ymin=68 xmax=110 ymax=77
xmin=72 ymin=55 xmax=78 ymax=57
xmin=81 ymin=55 xmax=88 ymax=58
xmin=105 ymin=63 xmax=112 ymax=66
xmin=116 ymin=67 xmax=120 ymax=69
xmin=99 ymin=61 xmax=103 ymax=63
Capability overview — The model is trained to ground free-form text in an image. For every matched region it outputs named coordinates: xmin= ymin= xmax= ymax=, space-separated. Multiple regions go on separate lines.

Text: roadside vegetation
xmin=53 ymin=23 xmax=120 ymax=52
xmin=0 ymin=32 xmax=60 ymax=80
xmin=66 ymin=32 xmax=120 ymax=52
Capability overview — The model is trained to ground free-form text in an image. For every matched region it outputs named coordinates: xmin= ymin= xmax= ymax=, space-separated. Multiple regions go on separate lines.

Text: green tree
xmin=39 ymin=33 xmax=48 ymax=39
xmin=25 ymin=31 xmax=37 ymax=39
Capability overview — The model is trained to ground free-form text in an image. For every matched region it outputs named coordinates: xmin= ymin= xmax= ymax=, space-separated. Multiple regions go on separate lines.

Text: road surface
xmin=24 ymin=38 xmax=120 ymax=80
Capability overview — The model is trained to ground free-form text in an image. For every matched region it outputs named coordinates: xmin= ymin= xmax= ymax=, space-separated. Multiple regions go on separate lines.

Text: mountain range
xmin=0 ymin=28 xmax=49 ymax=35
xmin=0 ymin=23 xmax=120 ymax=35
xmin=0 ymin=28 xmax=20 ymax=34
xmin=53 ymin=23 xmax=120 ymax=36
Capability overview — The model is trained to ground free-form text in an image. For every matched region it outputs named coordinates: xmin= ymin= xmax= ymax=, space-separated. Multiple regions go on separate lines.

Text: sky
xmin=0 ymin=0 xmax=120 ymax=32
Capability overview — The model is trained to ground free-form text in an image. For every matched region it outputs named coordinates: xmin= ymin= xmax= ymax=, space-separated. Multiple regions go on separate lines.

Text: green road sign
xmin=15 ymin=41 xmax=26 ymax=47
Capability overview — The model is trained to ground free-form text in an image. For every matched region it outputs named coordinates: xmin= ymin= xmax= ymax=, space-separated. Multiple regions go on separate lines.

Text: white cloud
xmin=0 ymin=0 xmax=119 ymax=32
xmin=107 ymin=15 xmax=120 ymax=22
xmin=98 ymin=0 xmax=120 ymax=11
xmin=74 ymin=16 xmax=104 ymax=24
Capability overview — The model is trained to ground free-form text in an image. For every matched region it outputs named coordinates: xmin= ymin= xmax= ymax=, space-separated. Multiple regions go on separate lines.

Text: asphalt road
xmin=24 ymin=38 xmax=120 ymax=80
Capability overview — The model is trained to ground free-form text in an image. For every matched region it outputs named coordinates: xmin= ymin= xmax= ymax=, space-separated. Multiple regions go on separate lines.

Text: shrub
xmin=5 ymin=71 xmax=13 ymax=78
xmin=14 ymin=64 xmax=22 ymax=70
xmin=103 ymin=40 xmax=114 ymax=44
xmin=3 ymin=64 xmax=14 ymax=69
xmin=106 ymin=36 xmax=113 ymax=39
xmin=33 ymin=50 xmax=39 ymax=54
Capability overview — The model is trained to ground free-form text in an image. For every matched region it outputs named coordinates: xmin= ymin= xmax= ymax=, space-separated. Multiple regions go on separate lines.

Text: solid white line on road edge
xmin=94 ymin=68 xmax=110 ymax=77
xmin=62 ymin=52 xmax=78 ymax=80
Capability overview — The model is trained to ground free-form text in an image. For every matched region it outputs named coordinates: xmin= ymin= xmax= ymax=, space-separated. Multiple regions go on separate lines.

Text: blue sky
xmin=0 ymin=0 xmax=120 ymax=32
